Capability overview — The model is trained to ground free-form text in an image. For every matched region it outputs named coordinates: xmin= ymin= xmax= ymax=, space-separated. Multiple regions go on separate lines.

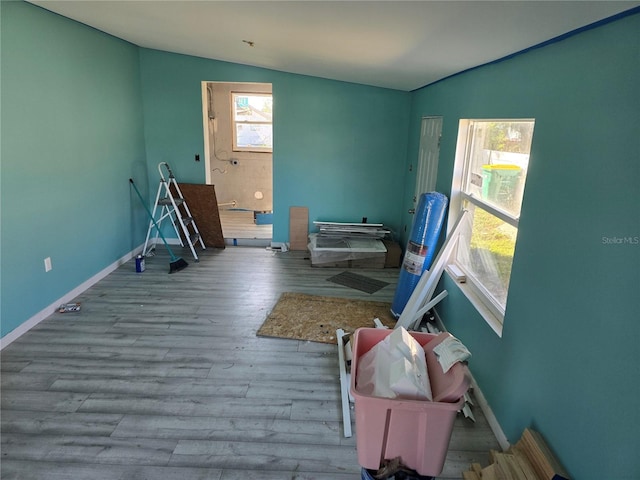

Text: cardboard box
xmin=289 ymin=206 xmax=309 ymax=251
xmin=382 ymin=240 xmax=402 ymax=268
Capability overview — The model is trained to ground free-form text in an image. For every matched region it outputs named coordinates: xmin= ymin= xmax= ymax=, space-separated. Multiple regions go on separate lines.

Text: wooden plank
xmin=290 ymin=399 xmax=342 ymax=422
xmin=504 ymin=452 xmax=536 ymax=480
xmin=482 ymin=463 xmax=499 ymax=480
xmin=0 ymin=391 xmax=89 ymax=413
xmin=289 ymin=206 xmax=309 ymax=250
xmin=0 ymin=432 xmax=177 ymax=465
xmin=170 ymin=439 xmax=359 ymax=474
xmin=494 ymin=453 xmax=516 ymax=480
xmin=9 ymin=331 xmax=140 ymax=347
xmin=207 ymin=363 xmax=339 ymax=383
xmin=246 ymin=379 xmax=340 ymax=401
xmin=0 ymin=460 xmax=127 ymax=480
xmin=0 ymin=372 xmax=58 ymax=390
xmin=78 ymin=394 xmax=292 ymax=419
xmin=21 ymin=359 xmax=213 ymax=378
xmin=0 ymin=360 xmax=31 ymax=372
xmin=518 ymin=429 xmax=570 ymax=480
xmin=463 ymin=471 xmax=482 ymax=480
xmin=49 ymin=377 xmax=250 ymax=397
xmin=165 ymin=349 xmax=337 ymax=367
xmin=489 ymin=449 xmax=501 ymax=463
xmin=1 ymin=460 xmax=228 ymax=480
xmin=1 ymin=411 xmax=122 ymax=436
xmin=110 ymin=414 xmax=343 ymax=445
xmin=0 ymin=343 xmax=171 ymax=361
xmin=512 ymin=447 xmax=541 ymax=480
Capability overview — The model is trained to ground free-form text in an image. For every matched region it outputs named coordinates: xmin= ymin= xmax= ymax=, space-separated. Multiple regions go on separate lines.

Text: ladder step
xmin=158 ymin=197 xmax=184 ymax=206
xmin=143 ymin=163 xmax=205 ymax=262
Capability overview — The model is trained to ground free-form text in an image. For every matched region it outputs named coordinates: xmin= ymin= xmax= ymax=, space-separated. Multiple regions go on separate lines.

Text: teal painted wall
xmin=0 ymin=2 xmax=147 ymax=337
xmin=407 ymin=13 xmax=639 ymax=479
xmin=138 ymin=49 xmax=411 ymax=243
xmin=3 ymin=3 xmax=638 ymax=478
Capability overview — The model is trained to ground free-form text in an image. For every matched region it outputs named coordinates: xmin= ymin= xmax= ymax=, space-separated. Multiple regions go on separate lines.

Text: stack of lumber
xmin=309 ymin=221 xmax=393 ymax=267
xmin=462 ymin=428 xmax=570 ymax=480
xmin=313 ymin=221 xmax=390 ymax=239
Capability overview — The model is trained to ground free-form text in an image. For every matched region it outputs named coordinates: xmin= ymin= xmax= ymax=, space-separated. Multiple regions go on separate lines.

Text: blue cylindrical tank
xmin=391 ymin=192 xmax=448 ymax=318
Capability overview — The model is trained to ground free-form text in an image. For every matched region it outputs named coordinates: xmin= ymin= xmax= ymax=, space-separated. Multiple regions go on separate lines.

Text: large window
xmin=450 ymin=119 xmax=535 ymax=332
xmin=231 ymin=92 xmax=273 ymax=152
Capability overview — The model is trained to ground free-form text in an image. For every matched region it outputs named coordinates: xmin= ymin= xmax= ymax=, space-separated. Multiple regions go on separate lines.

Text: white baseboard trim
xmin=468 ymin=374 xmax=511 ymax=451
xmin=0 ymin=244 xmax=144 ymax=350
xmin=432 ymin=308 xmax=510 ymax=451
xmin=270 ymin=241 xmax=290 ymax=252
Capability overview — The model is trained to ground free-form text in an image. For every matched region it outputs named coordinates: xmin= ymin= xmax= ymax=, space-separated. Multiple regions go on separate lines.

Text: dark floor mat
xmin=326 ymin=271 xmax=390 ymax=294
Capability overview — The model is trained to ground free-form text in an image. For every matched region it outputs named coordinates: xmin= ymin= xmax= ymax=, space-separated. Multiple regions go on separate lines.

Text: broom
xmin=129 ymin=178 xmax=189 ymax=274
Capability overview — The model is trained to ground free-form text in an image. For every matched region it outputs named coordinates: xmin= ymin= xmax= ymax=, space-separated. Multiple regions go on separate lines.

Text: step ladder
xmin=143 ymin=162 xmax=206 ymax=261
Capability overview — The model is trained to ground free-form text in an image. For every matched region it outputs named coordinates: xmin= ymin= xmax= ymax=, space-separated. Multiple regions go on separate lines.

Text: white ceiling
xmin=28 ymin=0 xmax=638 ymax=91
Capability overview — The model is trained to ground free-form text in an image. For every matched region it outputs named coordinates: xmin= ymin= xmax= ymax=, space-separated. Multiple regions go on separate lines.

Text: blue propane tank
xmin=391 ymin=192 xmax=448 ymax=318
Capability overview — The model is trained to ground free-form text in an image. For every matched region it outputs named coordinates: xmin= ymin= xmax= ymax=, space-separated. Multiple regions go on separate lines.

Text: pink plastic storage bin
xmin=349 ymin=328 xmax=471 ymax=476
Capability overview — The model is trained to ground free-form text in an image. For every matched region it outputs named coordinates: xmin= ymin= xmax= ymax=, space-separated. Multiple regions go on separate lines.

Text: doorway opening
xmin=414 ymin=116 xmax=442 ymax=205
xmin=202 ymin=81 xmax=273 ymax=246
xmin=404 ymin=116 xmax=442 ymax=238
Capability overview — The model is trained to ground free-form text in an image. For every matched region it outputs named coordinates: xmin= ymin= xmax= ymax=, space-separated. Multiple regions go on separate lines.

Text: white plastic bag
xmin=356 ymin=327 xmax=432 ymax=400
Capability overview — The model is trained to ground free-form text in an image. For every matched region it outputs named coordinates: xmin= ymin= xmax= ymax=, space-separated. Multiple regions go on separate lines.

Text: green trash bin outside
xmin=481 ymin=164 xmax=521 ymax=203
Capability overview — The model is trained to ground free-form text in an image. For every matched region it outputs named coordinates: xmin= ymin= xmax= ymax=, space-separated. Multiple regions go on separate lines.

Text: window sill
xmin=445 ymin=267 xmax=504 ymax=337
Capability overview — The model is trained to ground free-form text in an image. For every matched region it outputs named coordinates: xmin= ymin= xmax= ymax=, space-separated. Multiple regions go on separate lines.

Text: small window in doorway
xmin=231 ymin=92 xmax=273 ymax=152
xmin=450 ymin=119 xmax=535 ymax=331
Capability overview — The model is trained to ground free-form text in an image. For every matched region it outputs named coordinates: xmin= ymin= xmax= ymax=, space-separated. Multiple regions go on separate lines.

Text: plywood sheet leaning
xmin=177 ymin=183 xmax=225 ymax=248
xmin=289 ymin=206 xmax=309 ymax=251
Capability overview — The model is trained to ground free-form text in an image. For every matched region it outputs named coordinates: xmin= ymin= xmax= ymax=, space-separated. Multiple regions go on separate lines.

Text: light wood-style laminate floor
xmin=1 ymin=246 xmax=498 ymax=479
xmin=219 ymin=210 xmax=272 ymax=241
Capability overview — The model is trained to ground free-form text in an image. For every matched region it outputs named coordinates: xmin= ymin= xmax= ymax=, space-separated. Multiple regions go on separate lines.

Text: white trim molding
xmin=432 ymin=309 xmax=510 ymax=451
xmin=468 ymin=373 xmax=511 ymax=451
xmin=0 ymin=244 xmax=144 ymax=350
xmin=269 ymin=241 xmax=290 ymax=252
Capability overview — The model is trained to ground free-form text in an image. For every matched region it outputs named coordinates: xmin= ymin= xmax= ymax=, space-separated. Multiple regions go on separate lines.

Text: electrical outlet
xmin=44 ymin=257 xmax=52 ymax=272
xmin=195 ymin=154 xmax=200 ymax=161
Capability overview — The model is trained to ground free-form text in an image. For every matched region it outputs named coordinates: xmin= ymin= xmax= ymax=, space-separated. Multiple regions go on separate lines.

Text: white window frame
xmin=447 ymin=119 xmax=534 ymax=336
xmin=231 ymin=92 xmax=273 ymax=153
